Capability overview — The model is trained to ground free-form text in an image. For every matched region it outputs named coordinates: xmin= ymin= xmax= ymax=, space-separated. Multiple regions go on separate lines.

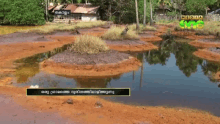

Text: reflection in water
xmin=13 ymin=44 xmax=72 ymax=83
xmin=74 ymin=77 xmax=111 ymax=88
xmin=147 ymin=39 xmax=203 ymax=77
xmin=11 ymin=37 xmax=220 ymax=116
xmin=15 ymin=63 xmax=39 ymax=83
xmin=201 ymin=61 xmax=220 ymax=83
xmin=55 ymin=74 xmax=122 ymax=88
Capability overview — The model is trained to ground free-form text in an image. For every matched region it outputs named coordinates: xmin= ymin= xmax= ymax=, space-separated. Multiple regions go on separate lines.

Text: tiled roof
xmin=52 ymin=5 xmax=64 ymax=12
xmin=50 ymin=4 xmax=99 ymax=14
xmin=48 ymin=6 xmax=56 ymax=11
xmin=73 ymin=6 xmax=99 ymax=14
xmin=63 ymin=4 xmax=78 ymax=13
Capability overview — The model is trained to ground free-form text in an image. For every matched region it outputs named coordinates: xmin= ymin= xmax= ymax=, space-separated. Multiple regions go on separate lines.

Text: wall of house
xmin=81 ymin=14 xmax=97 ymax=21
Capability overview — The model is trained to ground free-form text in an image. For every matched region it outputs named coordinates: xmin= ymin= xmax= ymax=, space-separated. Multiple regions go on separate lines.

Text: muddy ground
xmin=50 ymin=50 xmax=130 ymax=65
xmin=0 ymin=94 xmax=80 ymax=124
xmin=40 ymin=56 xmax=141 ymax=77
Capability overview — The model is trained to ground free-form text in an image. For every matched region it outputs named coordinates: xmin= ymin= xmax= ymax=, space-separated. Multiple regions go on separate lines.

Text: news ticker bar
xmin=27 ymin=88 xmax=130 ymax=96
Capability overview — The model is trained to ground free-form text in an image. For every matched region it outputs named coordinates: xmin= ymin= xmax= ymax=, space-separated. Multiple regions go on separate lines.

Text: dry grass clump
xmin=19 ymin=21 xmax=107 ymax=34
xmin=128 ymin=24 xmax=157 ymax=33
xmin=69 ymin=35 xmax=109 ymax=54
xmin=156 ymin=20 xmax=179 ymax=25
xmin=195 ymin=21 xmax=220 ymax=36
xmin=143 ymin=25 xmax=157 ymax=31
xmin=101 ymin=26 xmax=139 ymax=40
xmin=75 ymin=21 xmax=107 ymax=28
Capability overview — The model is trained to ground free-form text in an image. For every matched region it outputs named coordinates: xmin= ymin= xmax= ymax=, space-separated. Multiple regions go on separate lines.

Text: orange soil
xmin=172 ymin=31 xmax=196 ymax=37
xmin=186 ymin=35 xmax=216 ymax=40
xmin=193 ymin=49 xmax=220 ymax=63
xmin=0 ymin=77 xmax=220 ymax=124
xmin=140 ymin=36 xmax=163 ymax=42
xmin=108 ymin=43 xmax=158 ymax=52
xmin=0 ymin=36 xmax=76 ymax=73
xmin=189 ymin=41 xmax=220 ymax=48
xmin=40 ymin=57 xmax=142 ymax=77
xmin=0 ymin=26 xmax=220 ymax=124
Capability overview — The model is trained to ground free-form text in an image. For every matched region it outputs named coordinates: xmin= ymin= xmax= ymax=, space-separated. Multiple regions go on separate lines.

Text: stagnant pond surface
xmin=11 ymin=39 xmax=220 ymax=116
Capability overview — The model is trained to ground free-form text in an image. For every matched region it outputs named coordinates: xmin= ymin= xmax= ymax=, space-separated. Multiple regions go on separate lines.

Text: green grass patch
xmin=101 ymin=26 xmax=139 ymax=40
xmin=69 ymin=35 xmax=109 ymax=54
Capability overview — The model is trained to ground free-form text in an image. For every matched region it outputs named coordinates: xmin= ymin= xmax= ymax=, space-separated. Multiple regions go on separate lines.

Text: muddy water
xmin=11 ymin=39 xmax=220 ymax=116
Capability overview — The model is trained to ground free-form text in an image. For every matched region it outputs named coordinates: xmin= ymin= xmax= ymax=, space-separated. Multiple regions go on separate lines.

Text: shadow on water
xmin=11 ymin=37 xmax=220 ymax=116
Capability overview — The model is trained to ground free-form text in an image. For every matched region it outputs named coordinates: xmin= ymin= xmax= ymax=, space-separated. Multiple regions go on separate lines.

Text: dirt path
xmin=0 ymin=94 xmax=80 ymax=124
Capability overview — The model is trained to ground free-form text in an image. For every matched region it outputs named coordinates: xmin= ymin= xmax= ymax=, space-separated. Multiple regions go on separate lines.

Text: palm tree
xmin=135 ymin=0 xmax=139 ymax=30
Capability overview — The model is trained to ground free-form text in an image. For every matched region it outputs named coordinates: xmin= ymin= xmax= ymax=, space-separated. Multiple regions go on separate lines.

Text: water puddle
xmin=10 ymin=39 xmax=220 ymax=116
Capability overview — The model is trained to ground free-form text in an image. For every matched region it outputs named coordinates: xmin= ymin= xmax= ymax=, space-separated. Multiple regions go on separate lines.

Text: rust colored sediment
xmin=193 ymin=49 xmax=220 ymax=63
xmin=0 ymin=77 xmax=220 ymax=124
xmin=186 ymin=35 xmax=216 ymax=40
xmin=0 ymin=36 xmax=76 ymax=73
xmin=40 ymin=57 xmax=142 ymax=77
xmin=140 ymin=36 xmax=163 ymax=42
xmin=82 ymin=32 xmax=106 ymax=37
xmin=189 ymin=41 xmax=220 ymax=48
xmin=108 ymin=43 xmax=158 ymax=52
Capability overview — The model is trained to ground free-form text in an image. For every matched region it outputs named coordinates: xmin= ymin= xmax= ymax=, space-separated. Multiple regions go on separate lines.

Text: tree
xmin=135 ymin=0 xmax=140 ymax=30
xmin=4 ymin=0 xmax=45 ymax=25
xmin=143 ymin=0 xmax=146 ymax=26
xmin=185 ymin=0 xmax=216 ymax=15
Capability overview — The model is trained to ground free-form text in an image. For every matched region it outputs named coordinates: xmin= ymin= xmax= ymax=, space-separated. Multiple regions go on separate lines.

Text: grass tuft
xmin=19 ymin=21 xmax=107 ymax=34
xmin=101 ymin=26 xmax=139 ymax=40
xmin=69 ymin=35 xmax=109 ymax=54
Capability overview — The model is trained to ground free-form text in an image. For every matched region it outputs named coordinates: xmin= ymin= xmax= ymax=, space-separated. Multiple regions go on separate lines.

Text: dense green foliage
xmin=0 ymin=0 xmax=45 ymax=25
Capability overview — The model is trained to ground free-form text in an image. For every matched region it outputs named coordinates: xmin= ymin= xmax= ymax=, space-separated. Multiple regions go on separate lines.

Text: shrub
xmin=101 ymin=26 xmax=139 ymax=40
xmin=4 ymin=0 xmax=45 ymax=25
xmin=69 ymin=35 xmax=109 ymax=54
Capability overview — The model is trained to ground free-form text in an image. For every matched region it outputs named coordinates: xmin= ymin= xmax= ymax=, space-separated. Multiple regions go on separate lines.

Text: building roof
xmin=50 ymin=4 xmax=100 ymax=14
xmin=52 ymin=5 xmax=64 ymax=12
xmin=48 ymin=6 xmax=56 ymax=11
xmin=73 ymin=6 xmax=99 ymax=14
xmin=63 ymin=4 xmax=78 ymax=13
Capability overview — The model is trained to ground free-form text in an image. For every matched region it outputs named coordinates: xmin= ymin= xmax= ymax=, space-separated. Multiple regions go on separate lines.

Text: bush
xmin=69 ymin=35 xmax=109 ymax=54
xmin=101 ymin=26 xmax=140 ymax=40
xmin=4 ymin=0 xmax=45 ymax=25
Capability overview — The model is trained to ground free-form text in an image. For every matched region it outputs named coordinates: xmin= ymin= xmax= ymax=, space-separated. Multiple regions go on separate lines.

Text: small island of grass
xmin=40 ymin=35 xmax=142 ymax=77
xmin=101 ymin=26 xmax=158 ymax=52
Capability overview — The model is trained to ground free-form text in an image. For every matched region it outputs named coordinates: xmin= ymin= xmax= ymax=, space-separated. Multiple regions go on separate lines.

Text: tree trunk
xmin=150 ymin=0 xmax=153 ymax=25
xmin=45 ymin=0 xmax=48 ymax=21
xmin=143 ymin=0 xmax=146 ymax=26
xmin=135 ymin=0 xmax=139 ymax=30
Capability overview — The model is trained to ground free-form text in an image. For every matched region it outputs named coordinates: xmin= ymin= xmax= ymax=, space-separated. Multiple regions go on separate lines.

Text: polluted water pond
xmin=11 ymin=38 xmax=220 ymax=117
